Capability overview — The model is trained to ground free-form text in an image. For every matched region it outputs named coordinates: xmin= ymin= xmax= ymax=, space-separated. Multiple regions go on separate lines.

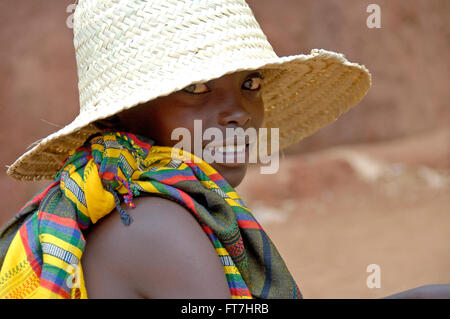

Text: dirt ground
xmin=237 ymin=127 xmax=450 ymax=298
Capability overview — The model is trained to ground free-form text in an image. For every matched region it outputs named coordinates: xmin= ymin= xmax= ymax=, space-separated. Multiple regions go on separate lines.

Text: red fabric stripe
xmin=202 ymin=225 xmax=214 ymax=234
xmin=40 ymin=278 xmax=71 ymax=299
xmin=209 ymin=173 xmax=223 ymax=182
xmin=38 ymin=211 xmax=79 ymax=229
xmin=237 ymin=220 xmax=262 ymax=230
xmin=123 ymin=132 xmax=152 ymax=151
xmin=101 ymin=171 xmax=116 ymax=180
xmin=74 ymin=146 xmax=91 ymax=153
xmin=160 ymin=174 xmax=196 ymax=185
xmin=178 ymin=190 xmax=197 ymax=215
xmin=230 ymin=288 xmax=252 ymax=297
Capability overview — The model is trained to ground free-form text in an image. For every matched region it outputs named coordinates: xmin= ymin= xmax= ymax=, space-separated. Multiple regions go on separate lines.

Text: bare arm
xmin=112 ymin=196 xmax=231 ymax=299
xmin=383 ymin=284 xmax=450 ymax=299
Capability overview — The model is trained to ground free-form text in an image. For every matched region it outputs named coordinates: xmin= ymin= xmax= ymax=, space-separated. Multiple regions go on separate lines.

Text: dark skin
xmin=81 ymin=70 xmax=450 ymax=299
xmin=82 ymin=70 xmax=264 ymax=298
xmin=82 ymin=196 xmax=232 ymax=298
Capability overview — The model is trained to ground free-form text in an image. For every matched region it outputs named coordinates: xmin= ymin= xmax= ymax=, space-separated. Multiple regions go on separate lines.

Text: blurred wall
xmin=0 ymin=1 xmax=449 ymax=222
xmin=248 ymin=0 xmax=450 ymax=153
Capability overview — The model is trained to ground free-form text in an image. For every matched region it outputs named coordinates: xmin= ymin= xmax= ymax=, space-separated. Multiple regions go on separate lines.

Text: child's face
xmin=113 ymin=70 xmax=265 ymax=187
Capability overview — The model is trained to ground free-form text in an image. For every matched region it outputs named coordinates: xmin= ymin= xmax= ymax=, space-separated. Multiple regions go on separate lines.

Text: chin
xmin=212 ymin=163 xmax=248 ymax=188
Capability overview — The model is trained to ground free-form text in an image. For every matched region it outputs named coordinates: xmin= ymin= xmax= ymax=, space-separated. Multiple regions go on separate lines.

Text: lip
xmin=203 ymin=143 xmax=250 ymax=168
xmin=203 ymin=135 xmax=251 ymax=149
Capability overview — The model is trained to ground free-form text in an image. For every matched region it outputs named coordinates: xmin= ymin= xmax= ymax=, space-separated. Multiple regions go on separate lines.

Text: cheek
xmin=252 ymin=99 xmax=265 ymax=128
xmin=258 ymin=102 xmax=265 ymax=126
xmin=153 ymin=108 xmax=199 ymax=146
xmin=244 ymin=92 xmax=265 ymax=127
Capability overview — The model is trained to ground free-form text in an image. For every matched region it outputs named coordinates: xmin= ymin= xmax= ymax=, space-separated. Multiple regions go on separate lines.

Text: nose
xmin=216 ymin=92 xmax=251 ymax=128
xmin=218 ymin=109 xmax=251 ymax=127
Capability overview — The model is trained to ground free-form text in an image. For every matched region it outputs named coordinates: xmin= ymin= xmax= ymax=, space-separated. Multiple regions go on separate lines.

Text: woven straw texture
xmin=7 ymin=0 xmax=371 ymax=181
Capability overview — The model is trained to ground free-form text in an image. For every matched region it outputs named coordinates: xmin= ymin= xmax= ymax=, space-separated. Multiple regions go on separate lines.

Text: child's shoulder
xmin=82 ymin=195 xmax=230 ymax=298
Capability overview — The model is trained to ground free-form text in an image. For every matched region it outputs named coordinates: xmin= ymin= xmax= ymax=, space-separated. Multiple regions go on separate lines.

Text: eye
xmin=242 ymin=74 xmax=263 ymax=91
xmin=182 ymin=83 xmax=210 ymax=94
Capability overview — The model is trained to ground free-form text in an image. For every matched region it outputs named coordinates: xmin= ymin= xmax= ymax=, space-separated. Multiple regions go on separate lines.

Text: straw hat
xmin=7 ymin=0 xmax=371 ymax=181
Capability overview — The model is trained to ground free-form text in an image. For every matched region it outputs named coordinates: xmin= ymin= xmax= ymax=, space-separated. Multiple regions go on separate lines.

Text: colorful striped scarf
xmin=0 ymin=131 xmax=301 ymax=299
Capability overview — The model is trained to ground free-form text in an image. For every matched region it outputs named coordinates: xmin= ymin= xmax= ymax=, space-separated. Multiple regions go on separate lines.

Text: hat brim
xmin=7 ymin=49 xmax=371 ymax=180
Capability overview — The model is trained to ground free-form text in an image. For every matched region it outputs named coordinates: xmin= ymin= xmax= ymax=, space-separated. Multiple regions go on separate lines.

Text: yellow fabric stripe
xmin=91 ymin=140 xmax=105 ymax=153
xmin=223 ymin=266 xmax=241 ymax=275
xmin=83 ymin=161 xmax=116 ymax=224
xmin=134 ymin=180 xmax=161 ymax=194
xmin=226 ymin=191 xmax=240 ymax=199
xmin=1 ymin=268 xmax=40 ymax=299
xmin=200 ymin=180 xmax=216 ymax=189
xmin=225 ymin=198 xmax=246 ymax=208
xmin=60 ymin=164 xmax=88 ymax=216
xmin=32 ymin=287 xmax=65 ymax=299
xmin=0 ymin=231 xmax=31 ymax=298
xmin=42 ymin=255 xmax=72 ymax=273
xmin=232 ymin=295 xmax=253 ymax=299
xmin=216 ymin=248 xmax=229 ymax=256
xmin=121 ymin=149 xmax=138 ymax=171
xmin=76 ymin=262 xmax=87 ymax=299
xmin=39 ymin=233 xmax=83 ymax=260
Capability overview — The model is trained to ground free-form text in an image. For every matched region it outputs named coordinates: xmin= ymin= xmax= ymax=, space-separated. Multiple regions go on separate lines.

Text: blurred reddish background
xmin=0 ymin=0 xmax=449 ymax=298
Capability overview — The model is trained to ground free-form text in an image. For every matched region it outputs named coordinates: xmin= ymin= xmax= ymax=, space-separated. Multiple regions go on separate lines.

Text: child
xmin=0 ymin=0 xmax=372 ymax=298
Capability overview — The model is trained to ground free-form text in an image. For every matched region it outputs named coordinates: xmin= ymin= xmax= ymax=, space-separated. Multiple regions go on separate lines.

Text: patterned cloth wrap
xmin=0 ymin=131 xmax=302 ymax=299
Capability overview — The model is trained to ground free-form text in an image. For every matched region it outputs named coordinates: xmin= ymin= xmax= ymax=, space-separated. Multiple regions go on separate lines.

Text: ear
xmin=93 ymin=115 xmax=122 ymax=130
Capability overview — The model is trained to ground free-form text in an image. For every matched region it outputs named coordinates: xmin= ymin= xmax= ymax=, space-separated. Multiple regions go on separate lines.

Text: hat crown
xmin=73 ymin=0 xmax=277 ymax=116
